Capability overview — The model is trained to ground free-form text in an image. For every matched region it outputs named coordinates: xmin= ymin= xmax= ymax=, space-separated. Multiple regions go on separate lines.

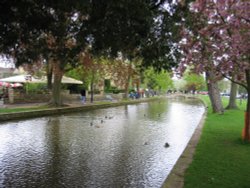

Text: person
xmin=80 ymin=89 xmax=86 ymax=104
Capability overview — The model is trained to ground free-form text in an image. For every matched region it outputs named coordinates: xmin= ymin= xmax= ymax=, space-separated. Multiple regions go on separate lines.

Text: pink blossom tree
xmin=179 ymin=0 xmax=250 ymax=141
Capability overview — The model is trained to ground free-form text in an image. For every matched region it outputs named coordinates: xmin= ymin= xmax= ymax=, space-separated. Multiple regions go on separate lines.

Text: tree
xmin=218 ymin=79 xmax=230 ymax=93
xmin=140 ymin=9 xmax=180 ymax=71
xmin=205 ymin=71 xmax=224 ymax=113
xmin=89 ymin=1 xmax=161 ymax=57
xmin=0 ymin=1 xmax=92 ymax=106
xmin=226 ymin=81 xmax=238 ymax=109
xmin=178 ymin=1 xmax=225 ymax=113
xmin=179 ymin=0 xmax=250 ymax=140
xmin=105 ymin=57 xmax=139 ymax=99
xmin=173 ymin=79 xmax=187 ymax=92
xmin=143 ymin=68 xmax=173 ymax=93
xmin=79 ymin=52 xmax=106 ymax=103
xmin=0 ymin=0 xmax=173 ymax=106
xmin=217 ymin=79 xmax=239 ymax=109
xmin=183 ymin=70 xmax=206 ymax=93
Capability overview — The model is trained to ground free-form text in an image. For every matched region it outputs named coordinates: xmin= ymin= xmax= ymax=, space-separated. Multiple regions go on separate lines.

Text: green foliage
xmin=238 ymin=85 xmax=247 ymax=95
xmin=0 ymin=1 xmax=182 ymax=106
xmin=183 ymin=71 xmax=206 ymax=92
xmin=218 ymin=79 xmax=230 ymax=93
xmin=26 ymin=83 xmax=48 ymax=94
xmin=140 ymin=4 xmax=182 ymax=70
xmin=104 ymin=79 xmax=111 ymax=91
xmin=90 ymin=0 xmax=157 ymax=58
xmin=66 ymin=57 xmax=105 ymax=90
xmin=0 ymin=0 xmax=91 ymax=66
xmin=1 ymin=0 xmax=178 ymax=70
xmin=184 ymin=96 xmax=250 ymax=188
xmin=105 ymin=87 xmax=124 ymax=94
xmin=143 ymin=67 xmax=173 ymax=92
xmin=173 ymin=79 xmax=187 ymax=91
xmin=0 ymin=106 xmax=49 ymax=114
xmin=65 ymin=66 xmax=88 ymax=89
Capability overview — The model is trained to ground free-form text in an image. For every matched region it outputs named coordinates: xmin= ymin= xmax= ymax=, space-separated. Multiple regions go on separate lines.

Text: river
xmin=0 ymin=98 xmax=204 ymax=188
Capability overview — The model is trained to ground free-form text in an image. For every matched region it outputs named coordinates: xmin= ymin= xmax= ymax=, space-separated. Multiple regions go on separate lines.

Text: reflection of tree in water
xmin=145 ymin=100 xmax=170 ymax=121
xmin=44 ymin=116 xmax=92 ymax=187
xmin=170 ymin=97 xmax=202 ymax=106
xmin=124 ymin=105 xmax=129 ymax=118
xmin=45 ymin=117 xmax=62 ymax=187
xmin=144 ymin=98 xmax=202 ymax=121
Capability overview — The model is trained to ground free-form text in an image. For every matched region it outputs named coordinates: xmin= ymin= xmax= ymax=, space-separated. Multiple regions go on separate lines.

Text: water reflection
xmin=0 ymin=98 xmax=204 ymax=187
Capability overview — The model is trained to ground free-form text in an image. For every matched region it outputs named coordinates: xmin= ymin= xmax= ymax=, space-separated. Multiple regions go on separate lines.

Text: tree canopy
xmin=0 ymin=0 xmax=182 ymax=105
xmin=0 ymin=0 xmax=181 ymax=69
xmin=183 ymin=70 xmax=206 ymax=93
xmin=143 ymin=67 xmax=173 ymax=92
xmin=179 ymin=0 xmax=250 ymax=85
xmin=178 ymin=0 xmax=250 ymax=140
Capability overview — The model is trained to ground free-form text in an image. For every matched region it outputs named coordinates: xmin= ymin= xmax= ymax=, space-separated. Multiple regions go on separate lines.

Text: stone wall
xmin=3 ymin=91 xmax=125 ymax=104
xmin=12 ymin=93 xmax=51 ymax=104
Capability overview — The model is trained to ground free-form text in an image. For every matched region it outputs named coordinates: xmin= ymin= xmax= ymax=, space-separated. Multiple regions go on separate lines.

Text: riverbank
xmin=165 ymin=96 xmax=250 ymax=188
xmin=0 ymin=97 xmax=162 ymax=122
xmin=0 ymin=94 xmax=205 ymax=187
xmin=1 ymin=94 xmax=212 ymax=187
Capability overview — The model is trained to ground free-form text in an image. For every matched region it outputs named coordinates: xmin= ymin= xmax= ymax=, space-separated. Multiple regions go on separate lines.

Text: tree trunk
xmin=90 ymin=81 xmax=94 ymax=103
xmin=50 ymin=61 xmax=63 ymax=107
xmin=124 ymin=75 xmax=131 ymax=99
xmin=242 ymin=70 xmax=250 ymax=141
xmin=90 ymin=72 xmax=94 ymax=103
xmin=206 ymin=71 xmax=224 ymax=113
xmin=226 ymin=81 xmax=238 ymax=109
xmin=136 ymin=78 xmax=140 ymax=98
xmin=46 ymin=58 xmax=53 ymax=90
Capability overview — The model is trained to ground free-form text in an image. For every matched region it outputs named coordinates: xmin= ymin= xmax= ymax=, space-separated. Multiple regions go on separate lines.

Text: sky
xmin=0 ymin=56 xmax=15 ymax=68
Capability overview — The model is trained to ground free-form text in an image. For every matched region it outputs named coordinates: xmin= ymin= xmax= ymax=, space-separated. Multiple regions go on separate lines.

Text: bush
xmin=25 ymin=83 xmax=48 ymax=94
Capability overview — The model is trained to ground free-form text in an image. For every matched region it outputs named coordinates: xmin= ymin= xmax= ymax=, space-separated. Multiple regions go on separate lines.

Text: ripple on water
xmin=0 ymin=99 xmax=204 ymax=187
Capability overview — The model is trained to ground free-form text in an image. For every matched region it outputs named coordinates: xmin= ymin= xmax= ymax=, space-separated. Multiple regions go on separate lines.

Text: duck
xmin=164 ymin=142 xmax=170 ymax=148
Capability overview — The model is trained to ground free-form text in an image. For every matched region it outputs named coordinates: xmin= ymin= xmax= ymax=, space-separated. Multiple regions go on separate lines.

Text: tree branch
xmin=221 ymin=72 xmax=248 ymax=90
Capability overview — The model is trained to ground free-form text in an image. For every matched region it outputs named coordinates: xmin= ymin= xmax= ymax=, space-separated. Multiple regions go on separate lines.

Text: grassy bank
xmin=184 ymin=96 xmax=250 ymax=188
xmin=0 ymin=106 xmax=49 ymax=113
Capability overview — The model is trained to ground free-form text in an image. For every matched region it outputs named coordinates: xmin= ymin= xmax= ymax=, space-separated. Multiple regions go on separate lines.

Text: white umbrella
xmin=0 ymin=74 xmax=83 ymax=84
xmin=61 ymin=76 xmax=83 ymax=84
xmin=0 ymin=75 xmax=43 ymax=83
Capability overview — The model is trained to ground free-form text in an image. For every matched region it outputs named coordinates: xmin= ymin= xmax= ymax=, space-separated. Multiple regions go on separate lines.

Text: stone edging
xmin=161 ymin=105 xmax=207 ymax=188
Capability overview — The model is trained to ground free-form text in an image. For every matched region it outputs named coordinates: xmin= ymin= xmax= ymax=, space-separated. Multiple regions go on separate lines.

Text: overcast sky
xmin=0 ymin=56 xmax=15 ymax=68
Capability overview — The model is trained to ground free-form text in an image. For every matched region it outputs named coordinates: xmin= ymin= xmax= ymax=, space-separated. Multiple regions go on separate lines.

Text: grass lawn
xmin=0 ymin=106 xmax=49 ymax=113
xmin=184 ymin=96 xmax=250 ymax=188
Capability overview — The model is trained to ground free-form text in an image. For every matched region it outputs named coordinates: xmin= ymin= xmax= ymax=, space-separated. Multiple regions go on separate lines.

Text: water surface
xmin=0 ymin=98 xmax=204 ymax=187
